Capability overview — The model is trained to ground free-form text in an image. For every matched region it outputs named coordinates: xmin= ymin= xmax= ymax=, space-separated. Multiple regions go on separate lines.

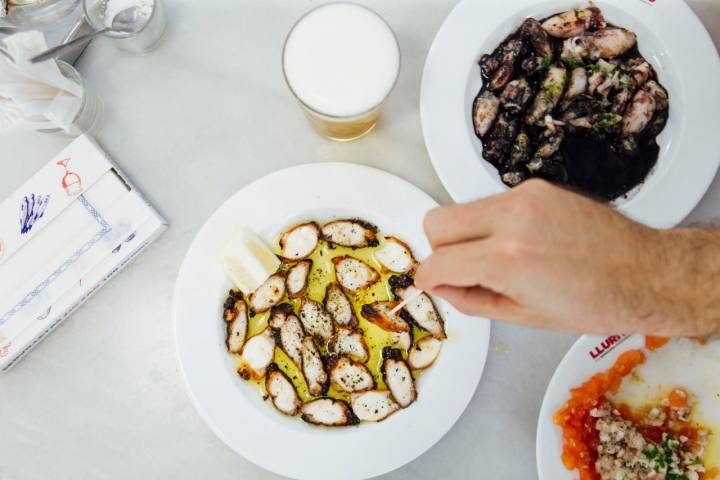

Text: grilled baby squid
xmin=472 ymin=90 xmax=500 ymax=138
xmin=526 ymin=64 xmax=567 ymax=125
xmin=541 ymin=7 xmax=605 ymax=39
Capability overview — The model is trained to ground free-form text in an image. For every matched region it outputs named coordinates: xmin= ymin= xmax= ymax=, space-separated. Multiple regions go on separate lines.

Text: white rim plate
xmin=421 ymin=0 xmax=720 ymax=228
xmin=537 ymin=334 xmax=720 ymax=479
xmin=173 ymin=163 xmax=491 ymax=480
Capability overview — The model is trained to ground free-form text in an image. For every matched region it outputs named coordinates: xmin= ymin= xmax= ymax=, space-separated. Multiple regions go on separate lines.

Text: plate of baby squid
xmin=174 ymin=163 xmax=491 ymax=480
xmin=421 ymin=0 xmax=720 ymax=228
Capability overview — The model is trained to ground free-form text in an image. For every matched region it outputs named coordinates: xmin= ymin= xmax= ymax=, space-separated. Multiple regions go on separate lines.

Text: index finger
xmin=423 ymin=195 xmax=505 ymax=249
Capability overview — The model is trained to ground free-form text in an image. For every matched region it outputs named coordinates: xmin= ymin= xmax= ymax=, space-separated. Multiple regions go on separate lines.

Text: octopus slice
xmin=564 ymin=67 xmax=588 ymax=100
xmin=265 ymin=364 xmax=301 ymax=416
xmin=268 ymin=302 xmax=293 ymax=328
xmin=248 ymin=272 xmax=286 ymax=315
xmin=472 ymin=90 xmax=500 ymax=138
xmin=382 ymin=348 xmax=417 ymax=408
xmin=224 ymin=294 xmax=248 ymax=354
xmin=499 ymin=78 xmax=533 ymax=114
xmin=299 ymin=299 xmax=335 ymax=341
xmin=361 ymin=301 xmax=411 ymax=333
xmin=374 ymin=237 xmax=418 ymax=274
xmin=390 ymin=330 xmax=413 ymax=354
xmin=301 ymin=398 xmax=359 ymax=427
xmin=520 ymin=18 xmax=553 ymax=65
xmin=644 ymin=80 xmax=668 ymax=111
xmin=239 ymin=329 xmax=276 ymax=380
xmin=332 ymin=256 xmax=380 ymax=292
xmin=390 ymin=275 xmax=447 ymax=339
xmin=301 ymin=336 xmax=328 ymax=396
xmin=328 ymin=327 xmax=369 ymax=363
xmin=321 ymin=219 xmax=378 ymax=248
xmin=351 ymin=390 xmax=400 ymax=422
xmin=623 ymin=89 xmax=656 ymax=134
xmin=323 ymin=282 xmax=357 ymax=327
xmin=541 ymin=7 xmax=606 ymax=39
xmin=489 ymin=38 xmax=524 ymax=92
xmin=525 ymin=64 xmax=567 ymax=125
xmin=279 ymin=222 xmax=320 ymax=261
xmin=408 ymin=337 xmax=443 ymax=370
xmin=589 ymin=28 xmax=636 ymax=60
xmin=328 ymin=355 xmax=375 ymax=393
xmin=286 ymin=260 xmax=311 ymax=298
xmin=270 ymin=309 xmax=305 ymax=368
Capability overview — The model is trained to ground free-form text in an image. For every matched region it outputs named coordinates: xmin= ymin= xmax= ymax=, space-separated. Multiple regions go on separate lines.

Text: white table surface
xmin=1 ymin=1 xmax=718 ymax=479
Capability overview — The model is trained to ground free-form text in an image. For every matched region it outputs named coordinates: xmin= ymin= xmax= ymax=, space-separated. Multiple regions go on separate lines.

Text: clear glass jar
xmin=83 ymin=0 xmax=166 ymax=54
xmin=37 ymin=60 xmax=102 ymax=136
xmin=2 ymin=0 xmax=80 ymax=27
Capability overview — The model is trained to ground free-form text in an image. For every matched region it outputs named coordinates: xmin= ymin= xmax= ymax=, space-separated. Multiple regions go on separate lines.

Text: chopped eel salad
xmin=554 ymin=349 xmax=716 ymax=480
xmin=472 ymin=4 xmax=669 ymax=200
xmin=222 ymin=219 xmax=446 ymax=427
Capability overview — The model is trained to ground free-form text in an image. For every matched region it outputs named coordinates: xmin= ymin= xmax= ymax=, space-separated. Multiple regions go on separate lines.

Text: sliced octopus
xmin=224 ymin=293 xmax=248 ymax=354
xmin=332 ymin=256 xmax=380 ymax=292
xmin=239 ymin=329 xmax=276 ymax=380
xmin=279 ymin=222 xmax=320 ymax=261
xmin=351 ymin=390 xmax=400 ymax=422
xmin=299 ymin=299 xmax=335 ymax=341
xmin=300 ymin=398 xmax=359 ymax=427
xmin=323 ymin=282 xmax=357 ymax=327
xmin=390 ymin=275 xmax=446 ymax=339
xmin=382 ymin=348 xmax=417 ymax=408
xmin=248 ymin=272 xmax=286 ymax=315
xmin=328 ymin=327 xmax=369 ymax=363
xmin=408 ymin=336 xmax=443 ymax=370
xmin=265 ymin=364 xmax=301 ymax=416
xmin=285 ymin=260 xmax=311 ymax=298
xmin=321 ymin=219 xmax=378 ymax=248
xmin=374 ymin=237 xmax=418 ymax=274
xmin=390 ymin=330 xmax=413 ymax=354
xmin=301 ymin=336 xmax=328 ymax=396
xmin=361 ymin=301 xmax=411 ymax=333
xmin=328 ymin=355 xmax=375 ymax=393
xmin=269 ymin=305 xmax=305 ymax=368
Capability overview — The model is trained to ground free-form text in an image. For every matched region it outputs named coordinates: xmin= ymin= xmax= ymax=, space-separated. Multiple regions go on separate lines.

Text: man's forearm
xmin=656 ymin=228 xmax=720 ymax=336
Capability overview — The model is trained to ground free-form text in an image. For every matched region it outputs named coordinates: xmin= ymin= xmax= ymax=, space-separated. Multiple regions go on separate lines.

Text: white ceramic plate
xmin=173 ymin=163 xmax=491 ymax=480
xmin=421 ymin=0 xmax=720 ymax=228
xmin=537 ymin=335 xmax=720 ymax=479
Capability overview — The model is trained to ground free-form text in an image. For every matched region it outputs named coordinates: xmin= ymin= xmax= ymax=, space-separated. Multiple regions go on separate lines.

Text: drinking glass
xmin=83 ymin=0 xmax=166 ymax=54
xmin=282 ymin=2 xmax=401 ymax=142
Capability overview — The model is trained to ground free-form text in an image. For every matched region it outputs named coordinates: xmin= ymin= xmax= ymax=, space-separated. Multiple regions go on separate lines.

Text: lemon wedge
xmin=222 ymin=227 xmax=281 ymax=294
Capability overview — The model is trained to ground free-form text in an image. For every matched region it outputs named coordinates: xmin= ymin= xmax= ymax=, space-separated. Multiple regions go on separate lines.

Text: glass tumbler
xmin=37 ymin=60 xmax=102 ymax=136
xmin=83 ymin=0 xmax=166 ymax=54
xmin=282 ymin=2 xmax=401 ymax=142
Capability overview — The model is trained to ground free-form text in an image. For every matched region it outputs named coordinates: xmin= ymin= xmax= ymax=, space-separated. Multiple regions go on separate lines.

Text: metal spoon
xmin=30 ymin=6 xmax=143 ymax=64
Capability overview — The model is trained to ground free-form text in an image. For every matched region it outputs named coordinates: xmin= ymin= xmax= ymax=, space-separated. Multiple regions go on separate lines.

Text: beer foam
xmin=283 ymin=3 xmax=400 ymax=118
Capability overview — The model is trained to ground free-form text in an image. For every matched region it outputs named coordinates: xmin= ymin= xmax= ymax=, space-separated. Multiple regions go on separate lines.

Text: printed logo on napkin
xmin=0 ymin=137 xmax=112 ymax=266
xmin=638 ymin=0 xmax=656 ymax=4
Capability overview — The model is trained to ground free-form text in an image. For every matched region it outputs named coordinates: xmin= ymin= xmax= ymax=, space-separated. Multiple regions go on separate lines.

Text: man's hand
xmin=415 ymin=179 xmax=720 ymax=336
